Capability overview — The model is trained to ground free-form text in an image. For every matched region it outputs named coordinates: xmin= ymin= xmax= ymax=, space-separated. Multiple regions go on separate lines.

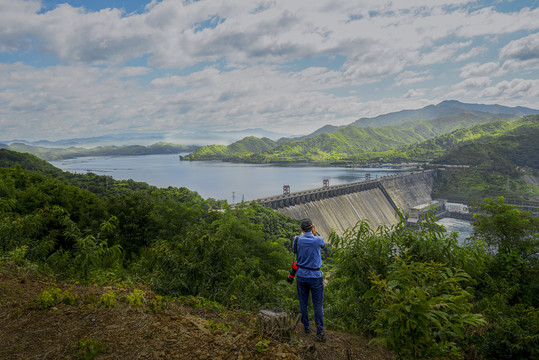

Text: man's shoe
xmin=303 ymin=327 xmax=310 ymax=334
xmin=314 ymin=332 xmax=326 ymax=342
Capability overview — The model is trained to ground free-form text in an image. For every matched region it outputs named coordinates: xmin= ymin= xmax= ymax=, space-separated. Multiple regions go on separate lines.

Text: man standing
xmin=293 ymin=218 xmax=326 ymax=342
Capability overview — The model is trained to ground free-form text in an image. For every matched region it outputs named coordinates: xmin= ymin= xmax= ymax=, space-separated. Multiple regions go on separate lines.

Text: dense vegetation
xmin=179 ymin=136 xmax=278 ymax=161
xmin=182 ymin=112 xmax=517 ymax=163
xmin=5 ymin=142 xmax=198 ymax=161
xmin=326 ymin=203 xmax=538 ymax=359
xmin=0 ymin=149 xmax=300 ymax=309
xmin=431 ymin=116 xmax=539 ymax=201
xmin=1 ymin=150 xmax=538 ymax=359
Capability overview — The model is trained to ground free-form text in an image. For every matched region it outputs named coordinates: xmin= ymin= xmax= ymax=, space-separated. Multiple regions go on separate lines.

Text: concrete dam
xmin=255 ymin=170 xmax=435 ymax=238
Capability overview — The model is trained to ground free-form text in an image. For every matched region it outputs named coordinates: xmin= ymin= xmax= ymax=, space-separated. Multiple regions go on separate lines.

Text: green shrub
xmin=326 ymin=211 xmax=486 ymax=333
xmin=75 ymin=337 xmax=107 ymax=360
xmin=368 ymin=260 xmax=484 ymax=360
xmin=475 ymin=303 xmax=539 ymax=359
xmin=148 ymin=294 xmax=166 ymax=313
xmin=206 ymin=319 xmax=231 ymax=334
xmin=127 ymin=289 xmax=144 ymax=310
xmin=35 ymin=286 xmax=78 ymax=308
xmin=255 ymin=339 xmax=270 ymax=353
xmin=0 ymin=245 xmax=29 ymax=266
xmin=98 ymin=290 xmax=117 ymax=308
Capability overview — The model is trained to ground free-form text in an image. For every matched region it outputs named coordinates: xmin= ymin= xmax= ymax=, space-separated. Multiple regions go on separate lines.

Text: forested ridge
xmin=182 ymin=112 xmax=521 ymax=163
xmin=3 ymin=142 xmax=199 ymax=161
xmin=430 ymin=116 xmax=539 ymax=201
xmin=1 ymin=149 xmax=538 ymax=359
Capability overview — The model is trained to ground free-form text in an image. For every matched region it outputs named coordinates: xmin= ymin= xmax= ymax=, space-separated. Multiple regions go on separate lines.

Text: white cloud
xmin=417 ymin=41 xmax=472 ymax=66
xmin=403 ymin=88 xmax=427 ymax=98
xmin=459 ymin=62 xmax=500 ymax=78
xmin=1 ymin=0 xmax=537 ymax=70
xmin=479 ymin=78 xmax=539 ymax=99
xmin=499 ymin=32 xmax=539 ymax=71
xmin=0 ymin=62 xmax=366 ymax=139
xmin=1 ymin=0 xmax=539 ymax=140
xmin=500 ymin=32 xmax=539 ymax=61
xmin=455 ymin=45 xmax=487 ymax=61
xmin=395 ymin=71 xmax=433 ymax=86
xmin=453 ymin=77 xmax=492 ymax=89
xmin=109 ymin=66 xmax=152 ymax=77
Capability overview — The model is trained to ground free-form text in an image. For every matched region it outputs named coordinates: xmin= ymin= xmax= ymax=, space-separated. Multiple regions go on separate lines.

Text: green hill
xmin=6 ymin=142 xmax=199 ymax=161
xmin=334 ymin=115 xmax=538 ymax=165
xmin=429 ymin=115 xmax=539 ymax=201
xmin=0 ymin=149 xmax=64 ymax=176
xmin=350 ymin=100 xmax=535 ymax=128
xmin=184 ymin=112 xmax=520 ymax=163
xmin=181 ymin=136 xmax=278 ymax=161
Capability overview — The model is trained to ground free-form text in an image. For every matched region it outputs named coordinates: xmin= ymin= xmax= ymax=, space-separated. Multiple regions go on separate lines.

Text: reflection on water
xmin=436 ymin=218 xmax=473 ymax=244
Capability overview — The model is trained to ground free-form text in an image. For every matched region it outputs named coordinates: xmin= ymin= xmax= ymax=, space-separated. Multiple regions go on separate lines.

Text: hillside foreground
xmin=0 ymin=267 xmax=394 ymax=360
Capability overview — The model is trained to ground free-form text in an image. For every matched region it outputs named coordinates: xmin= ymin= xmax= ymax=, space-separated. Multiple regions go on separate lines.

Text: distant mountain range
xmin=183 ymin=100 xmax=539 ymax=163
xmin=3 ymin=100 xmax=538 ymax=163
xmin=295 ymin=100 xmax=539 ymax=139
xmin=0 ymin=128 xmax=290 ymax=149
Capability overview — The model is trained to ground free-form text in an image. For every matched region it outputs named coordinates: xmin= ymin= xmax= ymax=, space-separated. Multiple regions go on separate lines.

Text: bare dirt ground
xmin=0 ymin=267 xmax=394 ymax=360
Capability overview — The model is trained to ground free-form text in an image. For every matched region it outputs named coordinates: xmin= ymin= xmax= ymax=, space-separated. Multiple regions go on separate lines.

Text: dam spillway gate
xmin=255 ymin=170 xmax=436 ymax=238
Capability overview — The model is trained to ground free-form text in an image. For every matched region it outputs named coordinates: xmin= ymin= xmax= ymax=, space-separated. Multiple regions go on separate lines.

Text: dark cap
xmin=300 ymin=218 xmax=313 ymax=231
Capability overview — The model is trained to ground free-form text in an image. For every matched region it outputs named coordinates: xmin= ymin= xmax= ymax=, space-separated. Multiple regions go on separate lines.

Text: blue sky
xmin=1 ymin=0 xmax=538 ymax=141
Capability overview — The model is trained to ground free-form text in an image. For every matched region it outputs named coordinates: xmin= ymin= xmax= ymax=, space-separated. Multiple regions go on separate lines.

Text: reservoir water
xmin=50 ymin=154 xmax=414 ymax=202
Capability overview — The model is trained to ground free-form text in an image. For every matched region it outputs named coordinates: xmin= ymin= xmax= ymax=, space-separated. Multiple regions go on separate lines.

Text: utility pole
xmin=232 ymin=191 xmax=235 ymax=205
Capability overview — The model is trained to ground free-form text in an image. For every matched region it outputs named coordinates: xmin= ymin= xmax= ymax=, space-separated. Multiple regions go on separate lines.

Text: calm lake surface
xmin=50 ymin=154 xmax=414 ymax=202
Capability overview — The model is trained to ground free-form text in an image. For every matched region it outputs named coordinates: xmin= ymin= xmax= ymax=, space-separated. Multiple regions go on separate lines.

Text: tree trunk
xmin=257 ymin=309 xmax=291 ymax=341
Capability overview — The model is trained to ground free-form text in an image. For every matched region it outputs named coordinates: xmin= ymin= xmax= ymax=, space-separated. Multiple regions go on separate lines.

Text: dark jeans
xmin=296 ymin=276 xmax=324 ymax=333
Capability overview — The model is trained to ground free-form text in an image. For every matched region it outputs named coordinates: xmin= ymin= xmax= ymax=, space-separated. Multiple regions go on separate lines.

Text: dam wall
xmin=276 ymin=187 xmax=400 ymax=238
xmin=380 ymin=170 xmax=435 ymax=213
xmin=257 ymin=170 xmax=435 ymax=239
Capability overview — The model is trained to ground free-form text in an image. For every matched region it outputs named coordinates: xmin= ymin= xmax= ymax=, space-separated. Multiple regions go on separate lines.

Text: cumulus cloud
xmin=455 ymin=45 xmax=487 ymax=61
xmin=403 ymin=88 xmax=427 ymax=99
xmin=395 ymin=71 xmax=433 ymax=86
xmin=459 ymin=62 xmax=500 ymax=78
xmin=500 ymin=32 xmax=539 ymax=61
xmin=1 ymin=0 xmax=539 ymax=140
xmin=479 ymin=78 xmax=539 ymax=99
xmin=0 ymin=0 xmax=536 ymax=70
xmin=417 ymin=41 xmax=472 ymax=65
xmin=499 ymin=32 xmax=539 ymax=71
xmin=0 ymin=62 xmax=364 ymax=139
xmin=453 ymin=77 xmax=492 ymax=89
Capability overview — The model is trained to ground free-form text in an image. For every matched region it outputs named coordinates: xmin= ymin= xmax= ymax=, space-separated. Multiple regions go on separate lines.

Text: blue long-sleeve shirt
xmin=293 ymin=232 xmax=325 ymax=278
